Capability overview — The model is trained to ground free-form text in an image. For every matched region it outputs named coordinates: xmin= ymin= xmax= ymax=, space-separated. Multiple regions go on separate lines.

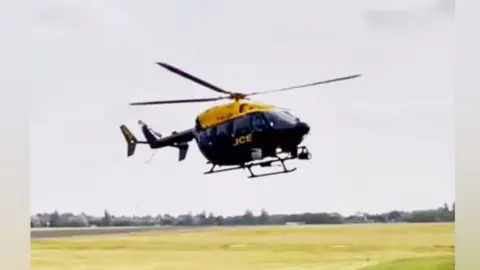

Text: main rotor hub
xmin=230 ymin=92 xmax=247 ymax=101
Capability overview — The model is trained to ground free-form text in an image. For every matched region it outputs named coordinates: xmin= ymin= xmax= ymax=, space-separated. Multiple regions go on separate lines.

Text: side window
xmin=251 ymin=113 xmax=269 ymax=132
xmin=198 ymin=130 xmax=209 ymax=145
xmin=206 ymin=126 xmax=217 ymax=141
xmin=232 ymin=116 xmax=251 ymax=136
xmin=216 ymin=122 xmax=233 ymax=137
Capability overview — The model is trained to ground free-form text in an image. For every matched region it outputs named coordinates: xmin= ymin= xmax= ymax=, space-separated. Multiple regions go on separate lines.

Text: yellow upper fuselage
xmin=197 ymin=100 xmax=277 ymax=129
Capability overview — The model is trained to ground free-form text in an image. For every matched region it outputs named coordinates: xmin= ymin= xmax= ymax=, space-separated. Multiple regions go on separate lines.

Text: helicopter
xmin=120 ymin=62 xmax=361 ymax=178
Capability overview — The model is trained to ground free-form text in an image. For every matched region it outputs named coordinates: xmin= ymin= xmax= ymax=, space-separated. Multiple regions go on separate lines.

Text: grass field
xmin=31 ymin=223 xmax=454 ymax=270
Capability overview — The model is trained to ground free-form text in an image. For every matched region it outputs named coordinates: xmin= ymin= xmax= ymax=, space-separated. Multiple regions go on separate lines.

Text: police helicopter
xmin=120 ymin=62 xmax=361 ymax=178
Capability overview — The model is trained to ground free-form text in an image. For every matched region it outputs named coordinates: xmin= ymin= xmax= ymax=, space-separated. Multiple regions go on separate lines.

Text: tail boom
xmin=120 ymin=121 xmax=194 ymax=161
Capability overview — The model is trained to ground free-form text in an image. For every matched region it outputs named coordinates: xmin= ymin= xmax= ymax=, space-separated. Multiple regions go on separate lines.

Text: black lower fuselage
xmin=193 ymin=110 xmax=310 ymax=166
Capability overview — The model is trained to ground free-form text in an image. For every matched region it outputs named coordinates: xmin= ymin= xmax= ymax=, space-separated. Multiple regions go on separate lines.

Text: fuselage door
xmin=215 ymin=121 xmax=233 ymax=148
xmin=232 ymin=116 xmax=252 ymax=137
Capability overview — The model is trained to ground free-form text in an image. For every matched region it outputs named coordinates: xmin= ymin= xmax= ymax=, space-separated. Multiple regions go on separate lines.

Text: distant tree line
xmin=30 ymin=202 xmax=455 ymax=228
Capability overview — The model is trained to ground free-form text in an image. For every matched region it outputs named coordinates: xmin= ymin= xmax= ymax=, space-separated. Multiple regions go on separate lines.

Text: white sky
xmin=30 ymin=0 xmax=454 ymax=217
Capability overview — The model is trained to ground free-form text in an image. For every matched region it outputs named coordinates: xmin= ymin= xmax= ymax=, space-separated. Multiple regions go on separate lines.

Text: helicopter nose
xmin=296 ymin=121 xmax=310 ymax=135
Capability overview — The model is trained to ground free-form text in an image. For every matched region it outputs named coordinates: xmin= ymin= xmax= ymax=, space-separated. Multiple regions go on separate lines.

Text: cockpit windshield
xmin=263 ymin=109 xmax=299 ymax=128
xmin=273 ymin=110 xmax=298 ymax=124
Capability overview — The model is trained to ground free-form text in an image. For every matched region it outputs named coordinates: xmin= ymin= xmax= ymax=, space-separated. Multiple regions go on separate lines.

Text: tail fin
xmin=120 ymin=125 xmax=138 ymax=157
xmin=138 ymin=120 xmax=161 ymax=147
xmin=176 ymin=142 xmax=189 ymax=161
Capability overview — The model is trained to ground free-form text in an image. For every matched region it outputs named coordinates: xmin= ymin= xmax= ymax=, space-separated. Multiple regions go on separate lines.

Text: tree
xmin=161 ymin=214 xmax=174 ymax=226
xmin=387 ymin=211 xmax=402 ymax=222
xmin=243 ymin=209 xmax=256 ymax=225
xmin=176 ymin=213 xmax=194 ymax=226
xmin=195 ymin=211 xmax=207 ymax=225
xmin=443 ymin=202 xmax=450 ymax=213
xmin=214 ymin=215 xmax=224 ymax=226
xmin=31 ymin=215 xmax=43 ymax=227
xmin=101 ymin=210 xmax=112 ymax=226
xmin=49 ymin=210 xmax=61 ymax=227
xmin=259 ymin=209 xmax=270 ymax=225
xmin=206 ymin=212 xmax=216 ymax=225
xmin=68 ymin=214 xmax=90 ymax=227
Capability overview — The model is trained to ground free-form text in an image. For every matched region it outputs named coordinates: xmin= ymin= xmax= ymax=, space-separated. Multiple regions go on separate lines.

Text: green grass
xmin=361 ymin=255 xmax=454 ymax=270
xmin=31 ymin=223 xmax=454 ymax=270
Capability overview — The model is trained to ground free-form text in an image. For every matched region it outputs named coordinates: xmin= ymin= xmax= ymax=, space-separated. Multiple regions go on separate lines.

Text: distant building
xmin=285 ymin=222 xmax=305 ymax=226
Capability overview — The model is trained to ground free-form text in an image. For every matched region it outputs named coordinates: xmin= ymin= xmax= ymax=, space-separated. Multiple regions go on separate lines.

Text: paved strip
xmin=31 ymin=226 xmax=206 ymax=239
xmin=33 ymin=223 xmax=448 ymax=239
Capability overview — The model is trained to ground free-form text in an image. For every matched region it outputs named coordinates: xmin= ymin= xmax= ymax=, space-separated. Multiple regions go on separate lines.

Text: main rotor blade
xmin=130 ymin=97 xmax=226 ymax=106
xmin=246 ymin=74 xmax=362 ymax=96
xmin=156 ymin=62 xmax=232 ymax=95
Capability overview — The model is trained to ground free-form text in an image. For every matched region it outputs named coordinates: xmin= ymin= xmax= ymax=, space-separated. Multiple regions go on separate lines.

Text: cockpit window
xmin=264 ymin=110 xmax=298 ymax=128
xmin=251 ymin=112 xmax=269 ymax=132
xmin=275 ymin=110 xmax=298 ymax=124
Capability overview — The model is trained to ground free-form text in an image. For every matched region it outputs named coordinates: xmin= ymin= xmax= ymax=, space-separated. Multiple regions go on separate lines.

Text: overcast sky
xmin=31 ymin=0 xmax=454 ymax=216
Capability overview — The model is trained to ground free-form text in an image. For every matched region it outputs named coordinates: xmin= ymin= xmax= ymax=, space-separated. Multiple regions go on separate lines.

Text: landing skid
xmin=204 ymin=146 xmax=311 ymax=178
